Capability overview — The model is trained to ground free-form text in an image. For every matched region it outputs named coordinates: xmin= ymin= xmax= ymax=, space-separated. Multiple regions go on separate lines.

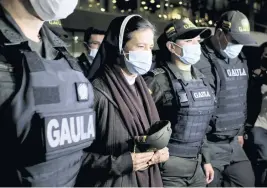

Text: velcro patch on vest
xmin=75 ymin=82 xmax=89 ymax=102
xmin=178 ymin=92 xmax=188 ymax=103
xmin=33 ymin=87 xmax=60 ymax=105
xmin=225 ymin=68 xmax=247 ymax=77
xmin=44 ymin=110 xmax=95 ymax=154
xmin=191 ymin=90 xmax=212 ymax=101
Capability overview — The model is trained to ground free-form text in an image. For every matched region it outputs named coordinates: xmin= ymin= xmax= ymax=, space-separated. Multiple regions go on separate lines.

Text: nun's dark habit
xmin=76 ymin=15 xmax=163 ymax=187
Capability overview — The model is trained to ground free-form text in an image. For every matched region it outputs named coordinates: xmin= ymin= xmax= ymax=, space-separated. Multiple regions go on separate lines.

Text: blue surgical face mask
xmin=172 ymin=42 xmax=202 ymax=65
xmin=30 ymin=0 xmax=78 ymax=21
xmin=223 ymin=42 xmax=243 ymax=59
xmin=123 ymin=50 xmax=152 ymax=75
xmin=89 ymin=48 xmax=98 ymax=59
xmin=218 ymin=32 xmax=243 ymax=59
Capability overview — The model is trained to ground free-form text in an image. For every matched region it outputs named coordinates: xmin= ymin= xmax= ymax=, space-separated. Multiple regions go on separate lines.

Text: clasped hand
xmin=131 ymin=147 xmax=169 ymax=171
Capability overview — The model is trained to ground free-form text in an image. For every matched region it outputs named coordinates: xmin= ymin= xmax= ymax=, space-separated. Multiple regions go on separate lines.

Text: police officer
xmin=78 ymin=27 xmax=105 ymax=77
xmin=0 ymin=0 xmax=95 ymax=186
xmin=144 ymin=19 xmax=215 ymax=187
xmin=196 ymin=11 xmax=256 ymax=186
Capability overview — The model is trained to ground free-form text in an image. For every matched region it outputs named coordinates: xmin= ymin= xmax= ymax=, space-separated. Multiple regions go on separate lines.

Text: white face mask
xmin=223 ymin=42 xmax=243 ymax=59
xmin=89 ymin=48 xmax=98 ymax=59
xmin=172 ymin=42 xmax=202 ymax=65
xmin=29 ymin=0 xmax=78 ymax=21
xmin=123 ymin=51 xmax=152 ymax=75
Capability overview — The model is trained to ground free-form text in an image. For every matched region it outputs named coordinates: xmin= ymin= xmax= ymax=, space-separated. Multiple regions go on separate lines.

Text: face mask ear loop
xmin=171 ymin=42 xmax=183 ymax=57
xmin=83 ymin=42 xmax=91 ymax=51
xmin=122 ymin=51 xmax=130 ymax=62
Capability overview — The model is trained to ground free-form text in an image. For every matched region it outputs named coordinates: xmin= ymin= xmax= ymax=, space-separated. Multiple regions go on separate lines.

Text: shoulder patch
xmin=149 ymin=68 xmax=165 ymax=76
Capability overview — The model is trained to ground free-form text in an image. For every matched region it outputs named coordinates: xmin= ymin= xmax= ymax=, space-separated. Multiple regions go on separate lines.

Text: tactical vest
xmin=202 ymin=46 xmax=248 ymax=138
xmin=1 ymin=42 xmax=95 ymax=186
xmin=212 ymin=57 xmax=248 ymax=137
xmin=163 ymin=66 xmax=215 ymax=158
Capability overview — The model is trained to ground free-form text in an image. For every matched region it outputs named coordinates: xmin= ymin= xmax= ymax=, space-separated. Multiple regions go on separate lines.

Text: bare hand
xmin=204 ymin=163 xmax=214 ymax=184
xmin=148 ymin=147 xmax=169 ymax=166
xmin=238 ymin=136 xmax=244 ymax=147
xmin=131 ymin=152 xmax=154 ymax=171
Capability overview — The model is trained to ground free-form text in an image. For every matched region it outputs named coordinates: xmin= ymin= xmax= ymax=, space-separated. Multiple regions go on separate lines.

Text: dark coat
xmin=76 ymin=77 xmax=162 ymax=187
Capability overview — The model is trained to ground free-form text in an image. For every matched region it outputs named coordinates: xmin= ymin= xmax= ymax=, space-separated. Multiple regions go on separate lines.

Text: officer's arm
xmin=0 ymin=59 xmax=15 ymax=108
xmin=237 ymin=125 xmax=245 ymax=136
xmin=80 ymin=89 xmax=133 ymax=176
xmin=0 ymin=59 xmax=21 ymax=185
xmin=201 ymin=136 xmax=211 ymax=164
xmin=196 ymin=55 xmax=217 ymax=92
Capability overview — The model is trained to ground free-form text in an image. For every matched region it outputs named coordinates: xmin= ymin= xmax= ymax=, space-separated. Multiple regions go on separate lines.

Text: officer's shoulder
xmin=147 ymin=68 xmax=166 ymax=77
xmin=144 ymin=68 xmax=169 ymax=91
xmin=144 ymin=68 xmax=167 ymax=84
xmin=195 ymin=54 xmax=212 ymax=70
xmin=0 ymin=50 xmax=11 ymax=69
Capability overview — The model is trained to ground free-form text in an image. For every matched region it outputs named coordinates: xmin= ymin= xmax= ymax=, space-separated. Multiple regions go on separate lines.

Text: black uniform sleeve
xmin=0 ymin=57 xmax=21 ymax=185
xmin=0 ymin=58 xmax=16 ymax=109
xmin=239 ymin=59 xmax=249 ymax=135
xmin=201 ymin=136 xmax=211 ymax=164
xmin=195 ymin=54 xmax=217 ymax=93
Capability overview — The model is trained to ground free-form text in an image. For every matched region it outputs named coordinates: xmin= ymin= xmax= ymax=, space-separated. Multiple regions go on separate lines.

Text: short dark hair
xmin=84 ymin=27 xmax=105 ymax=43
xmin=122 ymin=16 xmax=156 ymax=48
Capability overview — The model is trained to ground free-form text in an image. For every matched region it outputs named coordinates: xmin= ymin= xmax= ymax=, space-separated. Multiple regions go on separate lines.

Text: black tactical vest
xmin=200 ymin=43 xmax=249 ymax=139
xmin=164 ymin=66 xmax=215 ymax=158
xmin=1 ymin=42 xmax=95 ymax=186
xmin=210 ymin=56 xmax=248 ymax=138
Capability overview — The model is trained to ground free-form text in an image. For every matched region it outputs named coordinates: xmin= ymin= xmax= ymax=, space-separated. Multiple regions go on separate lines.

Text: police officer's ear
xmin=166 ymin=41 xmax=176 ymax=53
